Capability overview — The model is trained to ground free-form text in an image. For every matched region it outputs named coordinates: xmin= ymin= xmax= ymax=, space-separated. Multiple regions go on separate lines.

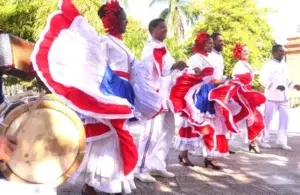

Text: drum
xmin=0 ymin=92 xmax=86 ymax=186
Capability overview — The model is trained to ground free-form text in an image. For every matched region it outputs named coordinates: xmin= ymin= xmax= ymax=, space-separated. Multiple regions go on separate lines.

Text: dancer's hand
xmin=276 ymin=85 xmax=285 ymax=91
xmin=172 ymin=61 xmax=187 ymax=71
xmin=0 ymin=136 xmax=18 ymax=162
xmin=194 ymin=67 xmax=201 ymax=76
xmin=213 ymin=79 xmax=225 ymax=85
xmin=294 ymin=85 xmax=300 ymax=91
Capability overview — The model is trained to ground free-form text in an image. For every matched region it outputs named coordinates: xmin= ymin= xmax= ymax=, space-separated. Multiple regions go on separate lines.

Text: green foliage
xmin=0 ymin=0 xmax=144 ymax=88
xmin=33 ymin=0 xmax=104 ymax=40
xmin=124 ymin=18 xmax=148 ymax=59
xmin=0 ymin=0 xmax=274 ymax=92
xmin=186 ymin=0 xmax=274 ymax=88
xmin=150 ymin=0 xmax=198 ymax=41
xmin=165 ymin=38 xmax=188 ymax=61
xmin=0 ymin=0 xmax=39 ymax=41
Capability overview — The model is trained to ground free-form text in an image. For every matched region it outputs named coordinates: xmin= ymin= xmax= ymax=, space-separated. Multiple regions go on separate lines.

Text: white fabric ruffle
xmin=68 ymin=135 xmax=136 ymax=194
xmin=132 ymin=56 xmax=163 ymax=121
xmin=173 ymin=136 xmax=203 ymax=151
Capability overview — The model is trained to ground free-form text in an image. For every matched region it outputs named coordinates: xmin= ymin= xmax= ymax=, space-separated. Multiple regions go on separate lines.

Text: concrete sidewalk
xmin=58 ymin=108 xmax=300 ymax=195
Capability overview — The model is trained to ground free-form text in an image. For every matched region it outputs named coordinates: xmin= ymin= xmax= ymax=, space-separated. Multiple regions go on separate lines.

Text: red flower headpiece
xmin=193 ymin=31 xmax=210 ymax=56
xmin=101 ymin=0 xmax=122 ymax=40
xmin=233 ymin=43 xmax=245 ymax=60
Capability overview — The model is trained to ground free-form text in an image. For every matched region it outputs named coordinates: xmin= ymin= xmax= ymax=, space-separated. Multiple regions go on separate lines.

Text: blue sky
xmin=126 ymin=0 xmax=300 ymax=44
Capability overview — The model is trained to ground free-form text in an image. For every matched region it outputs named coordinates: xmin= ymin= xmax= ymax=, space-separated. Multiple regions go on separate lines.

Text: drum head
xmin=0 ymin=95 xmax=85 ymax=186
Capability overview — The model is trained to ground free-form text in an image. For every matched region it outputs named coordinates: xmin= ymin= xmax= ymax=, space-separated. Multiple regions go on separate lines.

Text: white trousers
xmin=262 ymin=100 xmax=289 ymax=145
xmin=136 ymin=111 xmax=175 ymax=173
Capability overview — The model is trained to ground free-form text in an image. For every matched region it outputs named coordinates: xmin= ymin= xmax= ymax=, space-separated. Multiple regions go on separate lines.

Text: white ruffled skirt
xmin=69 ymin=135 xmax=136 ymax=194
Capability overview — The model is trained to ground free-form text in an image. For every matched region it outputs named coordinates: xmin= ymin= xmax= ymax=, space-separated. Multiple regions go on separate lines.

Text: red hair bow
xmin=193 ymin=31 xmax=210 ymax=55
xmin=233 ymin=43 xmax=245 ymax=60
xmin=101 ymin=0 xmax=122 ymax=39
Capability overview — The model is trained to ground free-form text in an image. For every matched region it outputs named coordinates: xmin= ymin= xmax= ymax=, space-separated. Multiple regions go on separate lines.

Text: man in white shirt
xmin=134 ymin=18 xmax=186 ymax=183
xmin=208 ymin=33 xmax=225 ymax=82
xmin=259 ymin=44 xmax=300 ymax=150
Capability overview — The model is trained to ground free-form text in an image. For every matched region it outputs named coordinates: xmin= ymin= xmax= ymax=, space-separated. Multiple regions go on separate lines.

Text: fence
xmin=289 ymin=97 xmax=300 ymax=108
xmin=3 ymin=84 xmax=38 ymax=98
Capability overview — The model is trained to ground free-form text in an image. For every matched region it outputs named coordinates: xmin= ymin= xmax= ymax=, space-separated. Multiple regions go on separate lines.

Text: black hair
xmin=148 ymin=18 xmax=165 ymax=33
xmin=97 ymin=4 xmax=124 ymax=19
xmin=211 ymin=32 xmax=222 ymax=41
xmin=272 ymin=44 xmax=283 ymax=54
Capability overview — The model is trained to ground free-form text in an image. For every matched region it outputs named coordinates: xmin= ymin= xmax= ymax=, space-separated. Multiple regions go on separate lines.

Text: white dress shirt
xmin=208 ymin=49 xmax=224 ymax=80
xmin=259 ymin=58 xmax=294 ymax=102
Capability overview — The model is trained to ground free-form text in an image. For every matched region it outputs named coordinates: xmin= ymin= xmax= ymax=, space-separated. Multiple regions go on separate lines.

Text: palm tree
xmin=149 ymin=0 xmax=200 ymax=41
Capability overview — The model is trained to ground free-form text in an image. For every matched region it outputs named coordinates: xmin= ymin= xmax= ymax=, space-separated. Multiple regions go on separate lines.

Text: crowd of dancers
xmin=0 ymin=0 xmax=299 ymax=194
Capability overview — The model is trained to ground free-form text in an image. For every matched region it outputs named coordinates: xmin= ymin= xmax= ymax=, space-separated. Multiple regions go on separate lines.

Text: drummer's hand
xmin=0 ymin=136 xmax=18 ymax=162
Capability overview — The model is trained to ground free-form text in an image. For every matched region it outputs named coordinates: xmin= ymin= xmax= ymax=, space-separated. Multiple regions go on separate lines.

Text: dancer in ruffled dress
xmin=170 ymin=31 xmax=239 ymax=169
xmin=31 ymin=0 xmax=139 ymax=194
xmin=229 ymin=43 xmax=266 ymax=154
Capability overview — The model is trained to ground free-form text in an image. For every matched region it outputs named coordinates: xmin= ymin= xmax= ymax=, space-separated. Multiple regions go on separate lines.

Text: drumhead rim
xmin=0 ymin=98 xmax=86 ymax=186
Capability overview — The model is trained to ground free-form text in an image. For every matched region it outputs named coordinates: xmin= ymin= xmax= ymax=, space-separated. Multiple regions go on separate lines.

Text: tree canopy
xmin=0 ymin=0 xmax=274 ymax=90
xmin=185 ymin=0 xmax=274 ymax=88
xmin=149 ymin=0 xmax=199 ymax=41
xmin=0 ymin=0 xmax=146 ymax=87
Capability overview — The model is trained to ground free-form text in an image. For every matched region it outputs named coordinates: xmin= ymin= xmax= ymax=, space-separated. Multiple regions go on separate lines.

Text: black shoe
xmin=178 ymin=154 xmax=194 ymax=167
xmin=82 ymin=184 xmax=97 ymax=195
xmin=204 ymin=158 xmax=222 ymax=170
xmin=229 ymin=150 xmax=236 ymax=154
xmin=81 ymin=189 xmax=87 ymax=195
xmin=249 ymin=144 xmax=260 ymax=154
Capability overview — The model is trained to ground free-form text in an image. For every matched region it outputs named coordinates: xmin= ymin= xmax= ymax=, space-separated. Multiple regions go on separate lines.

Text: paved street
xmin=58 ymin=109 xmax=300 ymax=195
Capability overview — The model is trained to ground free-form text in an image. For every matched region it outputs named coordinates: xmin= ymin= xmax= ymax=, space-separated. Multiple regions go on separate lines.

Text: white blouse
xmin=101 ymin=35 xmax=136 ymax=76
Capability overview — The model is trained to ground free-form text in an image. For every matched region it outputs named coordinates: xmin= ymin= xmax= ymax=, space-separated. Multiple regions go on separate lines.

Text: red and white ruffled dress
xmin=170 ymin=53 xmax=239 ymax=157
xmin=31 ymin=0 xmax=139 ymax=193
xmin=229 ymin=61 xmax=266 ymax=144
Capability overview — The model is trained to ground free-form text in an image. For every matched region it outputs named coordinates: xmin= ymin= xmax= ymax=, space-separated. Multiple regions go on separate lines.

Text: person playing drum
xmin=0 ymin=135 xmax=57 ymax=194
xmin=0 ymin=135 xmax=17 ymax=163
xmin=0 ymin=31 xmax=57 ymax=195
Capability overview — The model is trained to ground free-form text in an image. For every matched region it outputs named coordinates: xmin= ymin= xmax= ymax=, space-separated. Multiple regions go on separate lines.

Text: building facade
xmin=285 ymin=36 xmax=300 ymax=107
